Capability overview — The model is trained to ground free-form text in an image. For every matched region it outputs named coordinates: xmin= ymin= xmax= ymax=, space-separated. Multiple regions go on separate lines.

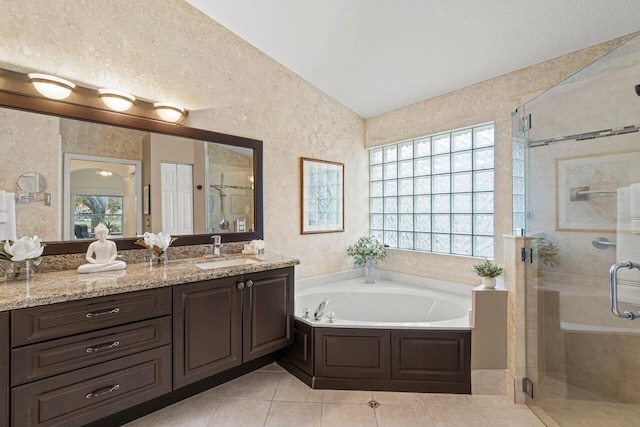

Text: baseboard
xmin=277 ymin=355 xmax=313 ymax=388
xmin=471 ymin=369 xmax=508 ymax=395
xmin=313 ymin=377 xmax=470 ymax=394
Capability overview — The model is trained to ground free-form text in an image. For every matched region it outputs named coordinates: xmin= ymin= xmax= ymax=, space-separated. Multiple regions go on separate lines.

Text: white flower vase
xmin=364 ymin=260 xmax=376 ymax=284
xmin=482 ymin=276 xmax=497 ymax=289
xmin=6 ymin=259 xmax=33 ymax=281
xmin=150 ymin=250 xmax=168 ymax=265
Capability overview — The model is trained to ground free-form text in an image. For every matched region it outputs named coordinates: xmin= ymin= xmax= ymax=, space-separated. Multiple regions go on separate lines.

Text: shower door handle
xmin=609 ymin=261 xmax=640 ymax=320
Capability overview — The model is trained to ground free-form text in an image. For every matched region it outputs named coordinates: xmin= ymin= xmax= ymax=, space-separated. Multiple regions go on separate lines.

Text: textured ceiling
xmin=185 ymin=0 xmax=640 ymax=118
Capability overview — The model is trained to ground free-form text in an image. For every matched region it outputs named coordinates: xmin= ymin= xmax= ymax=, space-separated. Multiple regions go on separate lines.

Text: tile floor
xmin=124 ymin=363 xmax=545 ymax=426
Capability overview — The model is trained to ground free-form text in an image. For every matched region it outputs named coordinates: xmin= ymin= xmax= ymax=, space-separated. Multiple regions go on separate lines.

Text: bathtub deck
xmin=279 ymin=319 xmax=471 ymax=394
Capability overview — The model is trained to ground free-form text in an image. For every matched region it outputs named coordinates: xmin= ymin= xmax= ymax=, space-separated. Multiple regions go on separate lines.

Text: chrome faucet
xmin=212 ymin=234 xmax=222 ymax=256
xmin=314 ymin=299 xmax=329 ymax=320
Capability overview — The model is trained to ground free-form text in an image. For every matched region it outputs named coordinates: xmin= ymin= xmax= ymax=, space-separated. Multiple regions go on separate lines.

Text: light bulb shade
xmin=98 ymin=89 xmax=135 ymax=112
xmin=28 ymin=73 xmax=76 ymax=100
xmin=154 ymin=103 xmax=185 ymax=122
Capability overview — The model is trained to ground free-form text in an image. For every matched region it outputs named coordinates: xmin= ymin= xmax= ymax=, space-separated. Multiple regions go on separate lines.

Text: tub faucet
xmin=212 ymin=234 xmax=222 ymax=256
xmin=314 ymin=299 xmax=329 ymax=320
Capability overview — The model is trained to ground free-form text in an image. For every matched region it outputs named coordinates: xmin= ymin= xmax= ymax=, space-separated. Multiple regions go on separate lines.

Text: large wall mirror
xmin=0 ymin=90 xmax=263 ymax=255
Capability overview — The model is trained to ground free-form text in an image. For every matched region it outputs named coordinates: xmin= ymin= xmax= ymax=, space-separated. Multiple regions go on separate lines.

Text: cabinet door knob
xmin=246 ymin=280 xmax=254 ymax=288
xmin=236 ymin=282 xmax=245 ymax=289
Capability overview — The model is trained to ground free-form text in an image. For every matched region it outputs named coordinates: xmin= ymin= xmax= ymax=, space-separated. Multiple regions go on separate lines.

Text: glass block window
xmin=369 ymin=123 xmax=495 ymax=258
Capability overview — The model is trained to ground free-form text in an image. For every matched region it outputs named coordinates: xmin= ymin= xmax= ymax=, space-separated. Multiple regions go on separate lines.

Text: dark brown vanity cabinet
xmin=1 ymin=312 xmax=9 ymax=427
xmin=0 ymin=265 xmax=295 ymax=425
xmin=173 ymin=275 xmax=243 ymax=388
xmin=243 ymin=268 xmax=294 ymax=362
xmin=9 ymin=289 xmax=172 ymax=427
xmin=173 ymin=267 xmax=294 ymax=389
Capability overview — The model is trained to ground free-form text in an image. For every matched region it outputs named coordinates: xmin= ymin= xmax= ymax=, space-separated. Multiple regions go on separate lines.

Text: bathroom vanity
xmin=0 ymin=254 xmax=297 ymax=427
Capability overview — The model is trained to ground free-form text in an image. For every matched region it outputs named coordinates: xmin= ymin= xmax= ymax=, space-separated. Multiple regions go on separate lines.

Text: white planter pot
xmin=482 ymin=277 xmax=497 ymax=289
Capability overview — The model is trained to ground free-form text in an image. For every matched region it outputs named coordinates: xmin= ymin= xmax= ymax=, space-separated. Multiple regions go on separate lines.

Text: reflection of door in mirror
xmin=207 ymin=143 xmax=255 ymax=233
xmin=63 ymin=155 xmax=142 ymax=240
xmin=143 ymin=133 xmax=206 ymax=235
xmin=161 ymin=163 xmax=194 ymax=235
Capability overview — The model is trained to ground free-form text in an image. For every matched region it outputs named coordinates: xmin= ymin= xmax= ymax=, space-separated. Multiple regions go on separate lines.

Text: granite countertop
xmin=0 ymin=253 xmax=300 ymax=312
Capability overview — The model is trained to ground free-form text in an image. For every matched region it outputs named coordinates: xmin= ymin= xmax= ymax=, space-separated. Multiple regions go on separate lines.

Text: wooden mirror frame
xmin=0 ymin=90 xmax=264 ymax=255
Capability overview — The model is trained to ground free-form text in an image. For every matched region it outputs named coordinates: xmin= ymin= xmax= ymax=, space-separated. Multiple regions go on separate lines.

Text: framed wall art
xmin=300 ymin=157 xmax=344 ymax=234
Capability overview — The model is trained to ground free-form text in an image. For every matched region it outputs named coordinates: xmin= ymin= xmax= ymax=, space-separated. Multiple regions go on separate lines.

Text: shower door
xmin=518 ymin=35 xmax=640 ymax=426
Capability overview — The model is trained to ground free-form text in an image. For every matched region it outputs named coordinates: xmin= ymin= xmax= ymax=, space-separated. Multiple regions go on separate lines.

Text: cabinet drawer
xmin=12 ymin=345 xmax=171 ymax=427
xmin=12 ymin=316 xmax=171 ymax=386
xmin=12 ymin=288 xmax=172 ymax=346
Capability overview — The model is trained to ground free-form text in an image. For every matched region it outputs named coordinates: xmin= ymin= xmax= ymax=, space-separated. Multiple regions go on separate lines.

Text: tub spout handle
xmin=314 ymin=299 xmax=329 ymax=320
xmin=302 ymin=306 xmax=311 ymax=319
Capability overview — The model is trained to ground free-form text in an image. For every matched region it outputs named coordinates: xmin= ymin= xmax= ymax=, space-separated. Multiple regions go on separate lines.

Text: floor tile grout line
xmin=262 ymin=399 xmax=274 ymax=427
xmin=202 ymin=398 xmax=221 ymax=427
xmin=373 ymin=405 xmax=380 ymax=427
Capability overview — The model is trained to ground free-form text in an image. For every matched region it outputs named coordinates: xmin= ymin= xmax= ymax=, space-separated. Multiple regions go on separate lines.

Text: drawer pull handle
xmin=86 ymin=384 xmax=120 ymax=399
xmin=236 ymin=281 xmax=245 ymax=289
xmin=246 ymin=280 xmax=254 ymax=288
xmin=86 ymin=307 xmax=120 ymax=318
xmin=86 ymin=341 xmax=120 ymax=353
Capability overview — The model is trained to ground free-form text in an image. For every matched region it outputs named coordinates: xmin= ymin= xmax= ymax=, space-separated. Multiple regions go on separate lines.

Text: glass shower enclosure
xmin=514 ymin=35 xmax=640 ymax=425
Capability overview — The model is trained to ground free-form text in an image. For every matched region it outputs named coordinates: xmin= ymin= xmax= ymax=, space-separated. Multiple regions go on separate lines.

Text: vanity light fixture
xmin=27 ymin=73 xmax=76 ymax=100
xmin=153 ymin=102 xmax=185 ymax=123
xmin=98 ymin=89 xmax=136 ymax=112
xmin=97 ymin=170 xmax=113 ymax=177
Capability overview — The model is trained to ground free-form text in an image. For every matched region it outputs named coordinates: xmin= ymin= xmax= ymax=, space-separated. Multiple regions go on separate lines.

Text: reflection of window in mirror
xmin=73 ymin=195 xmax=124 ymax=237
xmin=64 ymin=154 xmax=141 ymax=240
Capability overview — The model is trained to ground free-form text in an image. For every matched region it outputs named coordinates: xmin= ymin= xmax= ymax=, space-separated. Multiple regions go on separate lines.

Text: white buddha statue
xmin=77 ymin=223 xmax=127 ymax=273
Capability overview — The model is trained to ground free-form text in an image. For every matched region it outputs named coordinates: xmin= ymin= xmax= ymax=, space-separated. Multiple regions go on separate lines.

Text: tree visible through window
xmin=73 ymin=195 xmax=123 ymax=237
xmin=369 ymin=123 xmax=495 ymax=258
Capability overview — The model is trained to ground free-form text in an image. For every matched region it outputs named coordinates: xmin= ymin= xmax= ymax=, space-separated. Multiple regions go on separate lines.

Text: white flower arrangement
xmin=135 ymin=232 xmax=177 ymax=254
xmin=347 ymin=236 xmax=387 ymax=265
xmin=0 ymin=236 xmax=46 ymax=265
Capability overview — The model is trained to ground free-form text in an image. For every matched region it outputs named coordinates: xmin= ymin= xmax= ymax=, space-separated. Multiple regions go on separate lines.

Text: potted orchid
xmin=347 ymin=236 xmax=387 ymax=283
xmin=135 ymin=232 xmax=177 ymax=264
xmin=0 ymin=236 xmax=46 ymax=281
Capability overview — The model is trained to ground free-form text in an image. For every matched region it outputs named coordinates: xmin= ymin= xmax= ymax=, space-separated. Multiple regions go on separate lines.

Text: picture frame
xmin=300 ymin=157 xmax=344 ymax=234
xmin=143 ymin=184 xmax=150 ymax=215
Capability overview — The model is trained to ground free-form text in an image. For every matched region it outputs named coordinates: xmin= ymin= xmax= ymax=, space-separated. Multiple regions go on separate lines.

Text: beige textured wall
xmin=0 ymin=0 xmax=365 ymax=278
xmin=0 ymin=109 xmax=59 ymax=240
xmin=61 ymin=120 xmax=145 ymax=161
xmin=2 ymin=0 xmax=632 ymax=284
xmin=366 ymin=34 xmax=636 ymax=285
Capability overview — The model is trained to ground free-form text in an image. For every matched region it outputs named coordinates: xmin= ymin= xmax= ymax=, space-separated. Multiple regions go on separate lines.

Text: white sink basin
xmin=195 ymin=257 xmax=261 ymax=270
